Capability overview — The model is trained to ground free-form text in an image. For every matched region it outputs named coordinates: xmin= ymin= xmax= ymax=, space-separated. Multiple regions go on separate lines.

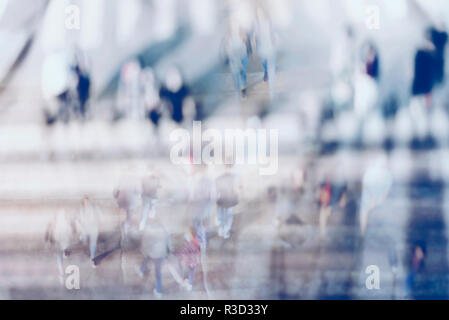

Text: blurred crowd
xmin=2 ymin=0 xmax=449 ymax=299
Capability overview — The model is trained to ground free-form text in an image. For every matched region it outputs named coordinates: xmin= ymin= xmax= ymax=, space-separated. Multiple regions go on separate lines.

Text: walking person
xmin=363 ymin=42 xmax=380 ymax=82
xmin=142 ymin=67 xmax=163 ymax=128
xmin=176 ymin=227 xmax=201 ymax=291
xmin=318 ymin=178 xmax=348 ymax=239
xmin=318 ymin=180 xmax=332 ymax=239
xmin=405 ymin=243 xmax=426 ymax=298
xmin=41 ymin=51 xmax=73 ymax=125
xmin=430 ymin=27 xmax=448 ymax=87
xmin=140 ymin=172 xmax=160 ymax=231
xmin=139 ymin=219 xmax=174 ymax=298
xmin=113 ymin=173 xmax=142 ymax=234
xmin=159 ymin=66 xmax=193 ymax=124
xmin=412 ymin=30 xmax=437 ymax=109
xmin=255 ymin=7 xmax=277 ymax=97
xmin=116 ymin=60 xmax=143 ymax=119
xmin=215 ymin=165 xmax=240 ymax=239
xmin=73 ymin=60 xmax=91 ymax=120
xmin=429 ymin=26 xmax=448 ymax=107
xmin=44 ymin=209 xmax=75 ymax=285
xmin=224 ymin=22 xmax=249 ymax=98
xmin=190 ymin=163 xmax=214 ymax=249
xmin=76 ymin=196 xmax=100 ymax=268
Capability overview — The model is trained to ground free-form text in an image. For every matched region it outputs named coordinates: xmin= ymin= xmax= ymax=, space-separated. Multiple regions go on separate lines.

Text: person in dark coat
xmin=430 ymin=27 xmax=448 ymax=86
xmin=412 ymin=47 xmax=435 ymax=97
xmin=74 ymin=64 xmax=91 ymax=119
xmin=412 ymin=33 xmax=436 ymax=109
xmin=160 ymin=85 xmax=189 ymax=123
xmin=159 ymin=67 xmax=191 ymax=124
xmin=364 ymin=43 xmax=380 ymax=82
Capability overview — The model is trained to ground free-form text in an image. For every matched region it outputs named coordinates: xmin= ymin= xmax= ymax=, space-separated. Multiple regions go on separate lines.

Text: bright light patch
xmin=383 ymin=0 xmax=408 ymax=20
xmin=80 ymin=0 xmax=105 ymax=50
xmin=117 ymin=0 xmax=141 ymax=44
xmin=41 ymin=51 xmax=70 ymax=99
xmin=41 ymin=0 xmax=69 ymax=52
xmin=0 ymin=0 xmax=9 ymax=23
xmin=153 ymin=0 xmax=176 ymax=40
xmin=190 ymin=0 xmax=216 ymax=35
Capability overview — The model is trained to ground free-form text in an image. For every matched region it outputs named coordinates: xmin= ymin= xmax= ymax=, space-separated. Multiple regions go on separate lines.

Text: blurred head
xmin=165 ymin=66 xmax=183 ymax=91
xmin=121 ymin=60 xmax=141 ymax=83
xmin=184 ymin=227 xmax=196 ymax=241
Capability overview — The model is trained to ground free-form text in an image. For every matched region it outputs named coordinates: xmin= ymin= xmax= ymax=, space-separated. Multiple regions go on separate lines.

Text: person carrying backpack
xmin=176 ymin=228 xmax=201 ymax=291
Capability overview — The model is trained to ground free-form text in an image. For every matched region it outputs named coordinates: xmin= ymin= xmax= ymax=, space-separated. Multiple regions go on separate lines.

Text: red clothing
xmin=178 ymin=237 xmax=201 ymax=268
xmin=320 ymin=182 xmax=332 ymax=207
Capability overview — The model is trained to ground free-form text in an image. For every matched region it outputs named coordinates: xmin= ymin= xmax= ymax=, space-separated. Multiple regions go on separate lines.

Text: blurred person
xmin=72 ymin=52 xmax=91 ymax=120
xmin=113 ymin=172 xmax=142 ymax=234
xmin=178 ymin=161 xmax=214 ymax=296
xmin=140 ymin=172 xmax=161 ymax=231
xmin=412 ymin=30 xmax=436 ymax=109
xmin=353 ymin=42 xmax=380 ymax=118
xmin=409 ymin=28 xmax=447 ymax=143
xmin=406 ymin=243 xmax=426 ymax=297
xmin=75 ymin=196 xmax=100 ymax=268
xmin=360 ymin=156 xmax=393 ymax=236
xmin=159 ymin=66 xmax=193 ymax=124
xmin=116 ymin=60 xmax=143 ymax=119
xmin=215 ymin=164 xmax=240 ymax=239
xmin=189 ymin=163 xmax=214 ymax=249
xmin=176 ymin=227 xmax=201 ymax=291
xmin=318 ymin=178 xmax=348 ymax=239
xmin=224 ymin=22 xmax=249 ymax=98
xmin=138 ymin=218 xmax=174 ymax=298
xmin=318 ymin=180 xmax=331 ymax=239
xmin=363 ymin=42 xmax=380 ymax=82
xmin=41 ymin=51 xmax=75 ymax=125
xmin=255 ymin=7 xmax=277 ymax=97
xmin=74 ymin=65 xmax=91 ymax=120
xmin=148 ymin=104 xmax=163 ymax=129
xmin=45 ymin=209 xmax=76 ymax=284
xmin=429 ymin=26 xmax=448 ymax=108
xmin=141 ymin=68 xmax=162 ymax=128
